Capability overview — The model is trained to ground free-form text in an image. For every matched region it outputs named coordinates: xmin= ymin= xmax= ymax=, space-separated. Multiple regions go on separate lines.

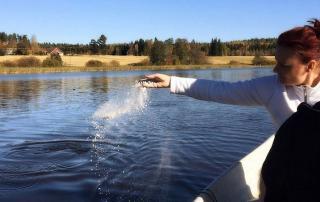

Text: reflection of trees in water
xmin=89 ymin=77 xmax=109 ymax=94
xmin=109 ymin=76 xmax=137 ymax=86
xmin=0 ymin=80 xmax=42 ymax=109
xmin=86 ymin=76 xmax=110 ymax=107
xmin=0 ymin=76 xmax=112 ymax=110
xmin=0 ymin=75 xmax=150 ymax=110
xmin=172 ymin=70 xmax=192 ymax=78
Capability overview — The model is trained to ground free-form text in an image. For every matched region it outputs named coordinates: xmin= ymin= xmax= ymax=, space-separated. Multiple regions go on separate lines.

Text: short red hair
xmin=277 ymin=18 xmax=320 ymax=63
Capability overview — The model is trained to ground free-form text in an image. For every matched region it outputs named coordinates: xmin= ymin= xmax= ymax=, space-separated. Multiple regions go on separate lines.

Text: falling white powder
xmin=89 ymin=83 xmax=172 ymax=199
xmin=92 ymin=84 xmax=149 ymax=121
xmin=90 ymin=84 xmax=150 ymax=191
xmin=91 ymin=83 xmax=150 ymax=142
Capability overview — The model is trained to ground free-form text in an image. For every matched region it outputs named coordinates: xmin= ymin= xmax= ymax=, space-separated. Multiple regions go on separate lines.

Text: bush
xmin=108 ymin=60 xmax=120 ymax=67
xmin=140 ymin=58 xmax=150 ymax=66
xmin=189 ymin=49 xmax=208 ymax=65
xmin=173 ymin=56 xmax=181 ymax=65
xmin=42 ymin=54 xmax=63 ymax=67
xmin=252 ymin=55 xmax=275 ymax=66
xmin=51 ymin=53 xmax=63 ymax=64
xmin=0 ymin=60 xmax=17 ymax=67
xmin=16 ymin=56 xmax=41 ymax=67
xmin=129 ymin=59 xmax=150 ymax=66
xmin=33 ymin=50 xmax=47 ymax=55
xmin=85 ymin=60 xmax=106 ymax=67
xmin=0 ymin=49 xmax=5 ymax=56
xmin=229 ymin=60 xmax=241 ymax=65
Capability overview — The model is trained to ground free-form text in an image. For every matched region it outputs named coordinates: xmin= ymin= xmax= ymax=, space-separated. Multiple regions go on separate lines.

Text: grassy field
xmin=0 ymin=55 xmax=149 ymax=66
xmin=207 ymin=56 xmax=275 ymax=65
xmin=0 ymin=55 xmax=275 ymax=74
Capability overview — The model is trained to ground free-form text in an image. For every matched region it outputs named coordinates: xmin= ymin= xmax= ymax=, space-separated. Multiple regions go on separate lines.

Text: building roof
xmin=50 ymin=47 xmax=63 ymax=54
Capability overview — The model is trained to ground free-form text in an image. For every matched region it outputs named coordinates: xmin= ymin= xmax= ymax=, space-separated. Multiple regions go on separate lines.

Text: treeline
xmin=0 ymin=32 xmax=276 ymax=56
xmin=0 ymin=32 xmax=277 ymax=65
xmin=44 ymin=35 xmax=277 ymax=57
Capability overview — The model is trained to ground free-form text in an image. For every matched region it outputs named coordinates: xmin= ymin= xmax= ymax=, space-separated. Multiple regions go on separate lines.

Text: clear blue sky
xmin=0 ymin=0 xmax=319 ymax=44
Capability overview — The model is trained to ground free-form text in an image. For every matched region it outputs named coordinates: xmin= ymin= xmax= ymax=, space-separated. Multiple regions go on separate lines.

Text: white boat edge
xmin=193 ymin=134 xmax=275 ymax=202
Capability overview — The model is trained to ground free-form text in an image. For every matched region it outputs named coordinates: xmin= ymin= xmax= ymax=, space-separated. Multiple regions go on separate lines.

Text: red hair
xmin=277 ymin=18 xmax=320 ymax=63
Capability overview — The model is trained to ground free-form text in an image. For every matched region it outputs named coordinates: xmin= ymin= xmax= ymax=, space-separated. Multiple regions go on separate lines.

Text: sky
xmin=0 ymin=0 xmax=319 ymax=44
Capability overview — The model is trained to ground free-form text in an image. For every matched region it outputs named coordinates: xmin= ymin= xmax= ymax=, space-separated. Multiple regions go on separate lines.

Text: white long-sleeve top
xmin=169 ymin=74 xmax=320 ymax=130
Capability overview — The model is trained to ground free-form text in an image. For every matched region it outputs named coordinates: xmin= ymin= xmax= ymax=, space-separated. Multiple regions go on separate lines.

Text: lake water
xmin=0 ymin=68 xmax=275 ymax=202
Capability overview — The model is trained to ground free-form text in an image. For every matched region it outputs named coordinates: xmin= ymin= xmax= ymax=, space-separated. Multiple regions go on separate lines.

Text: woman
xmin=140 ymin=19 xmax=320 ymax=130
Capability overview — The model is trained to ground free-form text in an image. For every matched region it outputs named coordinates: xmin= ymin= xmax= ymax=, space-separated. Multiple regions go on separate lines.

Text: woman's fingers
xmin=141 ymin=81 xmax=160 ymax=88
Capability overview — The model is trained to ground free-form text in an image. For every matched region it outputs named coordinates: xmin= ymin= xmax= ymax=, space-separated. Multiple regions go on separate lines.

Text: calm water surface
xmin=0 ymin=68 xmax=275 ymax=202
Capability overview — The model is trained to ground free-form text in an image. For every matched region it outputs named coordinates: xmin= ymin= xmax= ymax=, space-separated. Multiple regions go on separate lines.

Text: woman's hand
xmin=139 ymin=73 xmax=171 ymax=88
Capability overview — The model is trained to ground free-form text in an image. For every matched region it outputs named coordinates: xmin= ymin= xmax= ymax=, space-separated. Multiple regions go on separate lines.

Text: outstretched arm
xmin=140 ymin=73 xmax=277 ymax=106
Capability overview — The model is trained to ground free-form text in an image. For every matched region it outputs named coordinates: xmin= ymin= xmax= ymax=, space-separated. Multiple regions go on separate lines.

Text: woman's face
xmin=273 ymin=45 xmax=308 ymax=86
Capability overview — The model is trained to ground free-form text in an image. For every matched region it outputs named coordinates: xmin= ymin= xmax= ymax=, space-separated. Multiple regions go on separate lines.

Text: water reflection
xmin=0 ymin=68 xmax=275 ymax=202
xmin=0 ymin=80 xmax=42 ymax=109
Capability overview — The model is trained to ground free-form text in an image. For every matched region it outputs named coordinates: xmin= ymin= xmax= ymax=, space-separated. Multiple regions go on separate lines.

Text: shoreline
xmin=0 ymin=64 xmax=273 ymax=75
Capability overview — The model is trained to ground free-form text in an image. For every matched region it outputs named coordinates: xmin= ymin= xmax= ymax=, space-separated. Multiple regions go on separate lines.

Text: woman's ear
xmin=306 ymin=60 xmax=317 ymax=72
